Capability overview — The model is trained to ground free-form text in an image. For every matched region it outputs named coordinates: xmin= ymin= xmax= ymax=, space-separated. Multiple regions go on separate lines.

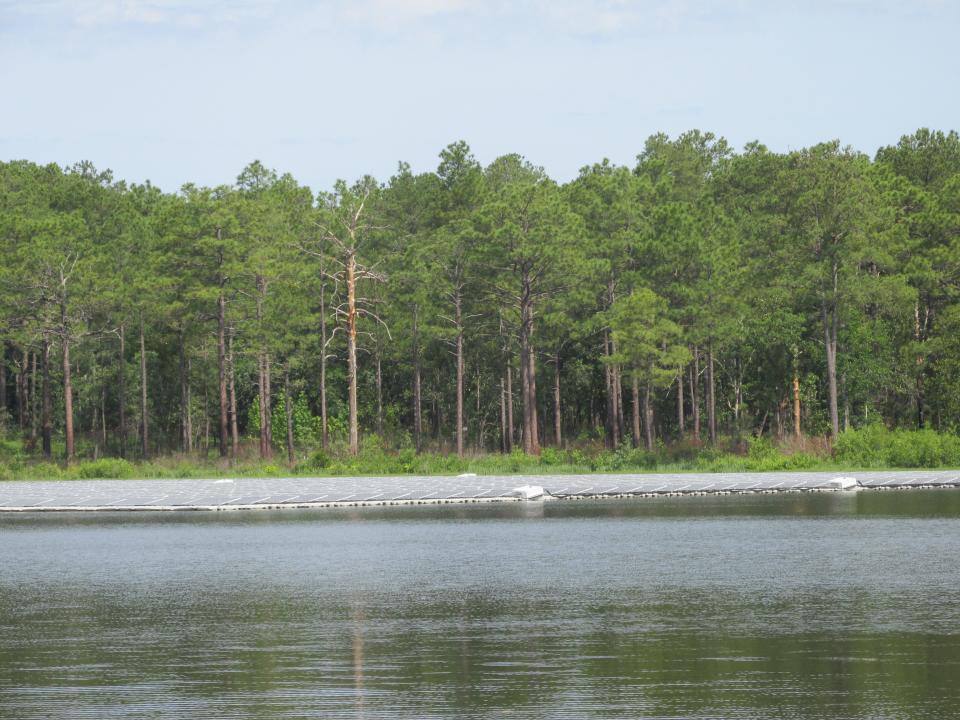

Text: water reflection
xmin=1 ymin=490 xmax=959 ymax=719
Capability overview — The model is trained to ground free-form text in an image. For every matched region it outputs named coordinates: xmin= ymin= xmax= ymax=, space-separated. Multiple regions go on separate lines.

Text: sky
xmin=1 ymin=0 xmax=958 ymax=193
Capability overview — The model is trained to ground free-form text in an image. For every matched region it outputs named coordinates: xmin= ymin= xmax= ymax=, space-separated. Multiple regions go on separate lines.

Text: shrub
xmin=77 ymin=458 xmax=135 ymax=479
xmin=397 ymin=448 xmax=417 ymax=473
xmin=306 ymin=449 xmax=331 ymax=471
xmin=539 ymin=447 xmax=566 ymax=466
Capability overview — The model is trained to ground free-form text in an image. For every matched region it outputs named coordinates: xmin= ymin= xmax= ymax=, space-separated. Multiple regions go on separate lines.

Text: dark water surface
xmin=2 ymin=490 xmax=960 ymax=719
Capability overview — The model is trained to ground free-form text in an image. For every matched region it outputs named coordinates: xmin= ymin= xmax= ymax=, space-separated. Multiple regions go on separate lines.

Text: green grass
xmin=1 ymin=427 xmax=959 ymax=481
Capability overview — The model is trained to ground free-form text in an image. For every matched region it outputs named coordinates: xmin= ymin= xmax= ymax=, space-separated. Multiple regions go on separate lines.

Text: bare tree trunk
xmin=690 ymin=348 xmax=701 ymax=442
xmin=375 ymin=346 xmax=384 ymax=438
xmin=643 ymin=380 xmax=655 ymax=451
xmin=179 ymin=330 xmax=192 ymax=453
xmin=631 ymin=373 xmax=641 ymax=448
xmin=792 ymin=349 xmax=802 ymax=438
xmin=61 ymin=299 xmax=74 ymax=462
xmin=505 ymin=362 xmax=514 ymax=452
xmin=553 ymin=356 xmax=562 ymax=447
xmin=455 ymin=292 xmax=464 ymax=457
xmin=346 ymin=251 xmax=359 ymax=455
xmin=17 ymin=348 xmax=26 ymax=430
xmin=284 ymin=365 xmax=295 ymax=465
xmin=822 ymin=299 xmax=840 ymax=442
xmin=319 ymin=286 xmax=329 ymax=450
xmin=228 ymin=329 xmax=239 ymax=459
xmin=707 ymin=344 xmax=716 ymax=445
xmin=118 ymin=323 xmax=126 ymax=458
xmin=257 ymin=351 xmax=266 ymax=456
xmin=256 ymin=274 xmax=270 ymax=459
xmin=604 ymin=331 xmax=619 ymax=448
xmin=613 ymin=360 xmax=625 ymax=446
xmin=185 ymin=358 xmax=193 ymax=453
xmin=412 ymin=307 xmax=422 ymax=453
xmin=822 ymin=261 xmax=841 ymax=442
xmin=264 ymin=354 xmax=272 ymax=459
xmin=0 ymin=346 xmax=6 ymax=430
xmin=30 ymin=351 xmax=38 ymax=444
xmin=41 ymin=336 xmax=51 ymax=458
xmin=476 ymin=369 xmax=482 ymax=452
xmin=99 ymin=386 xmax=107 ymax=449
xmin=138 ymin=315 xmax=148 ymax=458
xmin=519 ymin=276 xmax=539 ymax=455
xmin=676 ymin=368 xmax=685 ymax=439
xmin=499 ymin=376 xmax=508 ymax=453
xmin=217 ymin=286 xmax=229 ymax=458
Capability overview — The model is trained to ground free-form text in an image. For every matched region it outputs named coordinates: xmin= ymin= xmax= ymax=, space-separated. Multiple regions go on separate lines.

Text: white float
xmin=827 ymin=476 xmax=859 ymax=490
xmin=511 ymin=484 xmax=546 ymax=500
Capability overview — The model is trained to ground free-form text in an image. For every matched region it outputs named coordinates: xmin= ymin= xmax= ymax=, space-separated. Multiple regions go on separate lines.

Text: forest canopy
xmin=2 ymin=129 xmax=960 ymax=468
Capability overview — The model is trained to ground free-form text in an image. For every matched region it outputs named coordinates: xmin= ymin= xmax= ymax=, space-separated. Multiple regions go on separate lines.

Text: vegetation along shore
xmin=3 ymin=129 xmax=960 ymax=480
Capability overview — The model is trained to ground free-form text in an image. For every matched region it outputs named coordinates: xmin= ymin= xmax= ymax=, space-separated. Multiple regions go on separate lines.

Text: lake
xmin=2 ymin=489 xmax=959 ymax=719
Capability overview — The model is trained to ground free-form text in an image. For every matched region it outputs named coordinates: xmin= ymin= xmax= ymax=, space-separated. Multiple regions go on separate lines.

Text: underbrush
xmin=2 ymin=427 xmax=958 ymax=480
xmin=834 ymin=425 xmax=960 ymax=468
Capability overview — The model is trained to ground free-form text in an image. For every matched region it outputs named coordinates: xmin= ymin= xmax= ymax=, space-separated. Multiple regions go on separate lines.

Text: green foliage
xmin=834 ymin=425 xmax=960 ymax=468
xmin=77 ymin=458 xmax=136 ymax=479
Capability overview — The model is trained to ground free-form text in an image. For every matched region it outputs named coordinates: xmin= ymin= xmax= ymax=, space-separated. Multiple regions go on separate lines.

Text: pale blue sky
xmin=2 ymin=0 xmax=957 ymax=193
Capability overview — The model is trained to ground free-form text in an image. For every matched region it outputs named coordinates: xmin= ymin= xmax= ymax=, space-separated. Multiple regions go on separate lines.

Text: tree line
xmin=2 ymin=128 xmax=959 ymax=464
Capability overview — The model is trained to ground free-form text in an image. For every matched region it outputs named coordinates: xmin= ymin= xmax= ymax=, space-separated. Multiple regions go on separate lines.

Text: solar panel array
xmin=0 ymin=470 xmax=958 ymax=512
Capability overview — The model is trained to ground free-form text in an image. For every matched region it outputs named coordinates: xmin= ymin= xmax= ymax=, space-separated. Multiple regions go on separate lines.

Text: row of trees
xmin=2 ymin=128 xmax=959 ymax=463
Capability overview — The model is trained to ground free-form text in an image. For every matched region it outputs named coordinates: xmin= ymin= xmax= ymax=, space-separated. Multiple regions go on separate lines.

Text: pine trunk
xmin=228 ymin=329 xmax=239 ymax=458
xmin=631 ymin=373 xmax=641 ymax=448
xmin=643 ymin=380 xmax=655 ymax=451
xmin=118 ymin=323 xmax=126 ymax=458
xmin=285 ymin=366 xmax=295 ymax=465
xmin=41 ymin=337 xmax=51 ymax=458
xmin=217 ymin=288 xmax=229 ymax=458
xmin=61 ymin=299 xmax=74 ymax=462
xmin=455 ymin=293 xmax=464 ymax=457
xmin=347 ymin=251 xmax=359 ymax=455
xmin=139 ymin=316 xmax=149 ymax=458
xmin=707 ymin=345 xmax=716 ymax=445
xmin=553 ymin=356 xmax=562 ymax=447
xmin=676 ymin=368 xmax=685 ymax=439
xmin=412 ymin=307 xmax=422 ymax=453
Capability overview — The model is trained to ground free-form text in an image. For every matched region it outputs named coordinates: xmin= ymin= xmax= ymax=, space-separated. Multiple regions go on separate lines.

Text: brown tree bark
xmin=412 ymin=306 xmax=422 ymax=453
xmin=217 ymin=275 xmax=229 ymax=458
xmin=139 ymin=315 xmax=149 ymax=458
xmin=61 ymin=298 xmax=74 ymax=462
xmin=500 ymin=376 xmax=508 ymax=453
xmin=631 ymin=373 xmax=641 ymax=449
xmin=41 ymin=337 xmax=51 ymax=458
xmin=346 ymin=250 xmax=359 ymax=455
xmin=519 ymin=272 xmax=539 ymax=455
xmin=793 ymin=360 xmax=802 ymax=438
xmin=29 ymin=351 xmax=37 ymax=444
xmin=0 ymin=346 xmax=6 ymax=429
xmin=284 ymin=365 xmax=295 ymax=465
xmin=228 ymin=328 xmax=239 ymax=459
xmin=505 ymin=362 xmax=514 ymax=452
xmin=118 ymin=323 xmax=126 ymax=458
xmin=822 ymin=260 xmax=841 ymax=442
xmin=553 ymin=355 xmax=562 ymax=447
xmin=455 ymin=292 xmax=464 ymax=457
xmin=707 ymin=344 xmax=717 ymax=445
xmin=319 ymin=278 xmax=329 ymax=450
xmin=690 ymin=347 xmax=701 ymax=442
xmin=643 ymin=379 xmax=655 ymax=451
xmin=179 ymin=329 xmax=192 ymax=453
xmin=676 ymin=368 xmax=685 ymax=439
xmin=375 ymin=346 xmax=384 ymax=438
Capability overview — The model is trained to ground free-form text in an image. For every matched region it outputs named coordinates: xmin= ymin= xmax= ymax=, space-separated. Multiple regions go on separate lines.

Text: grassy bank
xmin=2 ymin=425 xmax=959 ymax=481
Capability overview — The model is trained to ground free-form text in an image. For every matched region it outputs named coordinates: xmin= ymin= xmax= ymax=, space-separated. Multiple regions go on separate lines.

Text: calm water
xmin=2 ymin=490 xmax=960 ymax=719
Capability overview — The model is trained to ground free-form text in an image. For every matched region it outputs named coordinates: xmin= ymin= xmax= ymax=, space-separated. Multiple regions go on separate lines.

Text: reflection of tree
xmin=351 ymin=599 xmax=366 ymax=718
